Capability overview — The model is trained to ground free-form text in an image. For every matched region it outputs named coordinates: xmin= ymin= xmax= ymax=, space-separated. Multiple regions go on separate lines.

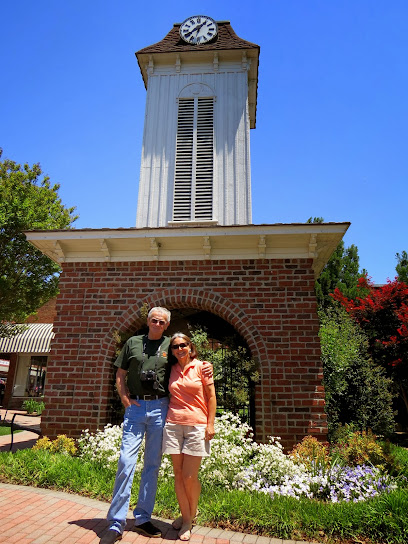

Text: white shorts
xmin=162 ymin=422 xmax=211 ymax=457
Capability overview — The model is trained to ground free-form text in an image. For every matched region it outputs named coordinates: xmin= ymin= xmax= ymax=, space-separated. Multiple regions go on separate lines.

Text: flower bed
xmin=77 ymin=412 xmax=397 ymax=503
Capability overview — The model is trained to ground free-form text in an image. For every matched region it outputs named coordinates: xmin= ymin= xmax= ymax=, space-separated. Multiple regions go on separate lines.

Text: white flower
xmin=76 ymin=412 xmax=397 ymax=503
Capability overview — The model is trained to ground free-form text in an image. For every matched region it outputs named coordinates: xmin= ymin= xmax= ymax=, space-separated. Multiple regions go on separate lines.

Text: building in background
xmin=0 ymin=299 xmax=56 ymax=409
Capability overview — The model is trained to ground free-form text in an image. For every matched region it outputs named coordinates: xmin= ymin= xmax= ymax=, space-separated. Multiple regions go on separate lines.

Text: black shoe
xmin=134 ymin=521 xmax=162 ymax=538
xmin=99 ymin=529 xmax=122 ymax=544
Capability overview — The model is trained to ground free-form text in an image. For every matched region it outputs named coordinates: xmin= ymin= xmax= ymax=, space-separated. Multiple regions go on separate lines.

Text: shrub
xmin=22 ymin=398 xmax=45 ymax=415
xmin=32 ymin=436 xmax=52 ymax=451
xmin=199 ymin=412 xmax=260 ymax=489
xmin=203 ymin=413 xmax=301 ymax=490
xmin=33 ymin=434 xmax=77 ymax=455
xmin=289 ymin=435 xmax=331 ymax=472
xmin=331 ymin=426 xmax=388 ymax=469
xmin=77 ymin=424 xmax=123 ymax=467
xmin=319 ymin=306 xmax=395 ymax=439
xmin=332 ymin=278 xmax=408 ymax=425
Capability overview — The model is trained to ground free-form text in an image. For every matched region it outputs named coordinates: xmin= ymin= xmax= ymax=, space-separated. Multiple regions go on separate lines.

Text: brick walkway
xmin=0 ymin=484 xmax=312 ymax=544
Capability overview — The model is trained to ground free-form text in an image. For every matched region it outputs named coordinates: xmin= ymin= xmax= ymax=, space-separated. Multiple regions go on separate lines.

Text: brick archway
xmin=106 ymin=288 xmax=267 ymax=366
xmin=105 ymin=288 xmax=267 ymax=433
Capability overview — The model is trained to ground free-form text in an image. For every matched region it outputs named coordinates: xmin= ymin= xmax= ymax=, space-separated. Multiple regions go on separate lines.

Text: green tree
xmin=319 ymin=306 xmax=395 ymax=439
xmin=316 ymin=241 xmax=368 ymax=307
xmin=0 ymin=150 xmax=77 ymax=333
xmin=332 ymin=278 xmax=408 ymax=428
xmin=396 ymin=250 xmax=408 ymax=283
xmin=306 ymin=217 xmax=367 ymax=307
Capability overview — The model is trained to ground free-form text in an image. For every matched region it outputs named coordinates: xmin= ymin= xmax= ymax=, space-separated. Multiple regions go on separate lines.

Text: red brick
xmin=41 ymin=257 xmax=327 ymax=449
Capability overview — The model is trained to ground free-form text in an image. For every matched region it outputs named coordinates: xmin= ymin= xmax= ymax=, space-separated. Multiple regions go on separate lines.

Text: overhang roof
xmin=136 ymin=20 xmax=259 ymax=55
xmin=0 ymin=324 xmax=54 ymax=354
xmin=25 ymin=223 xmax=350 ymax=278
xmin=135 ymin=20 xmax=260 ymax=128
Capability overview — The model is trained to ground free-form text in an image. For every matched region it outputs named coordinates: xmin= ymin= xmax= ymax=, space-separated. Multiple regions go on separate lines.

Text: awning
xmin=0 ymin=324 xmax=54 ymax=353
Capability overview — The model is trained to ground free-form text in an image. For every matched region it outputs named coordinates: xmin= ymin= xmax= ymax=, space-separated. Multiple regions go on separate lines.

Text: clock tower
xmin=135 ymin=18 xmax=259 ymax=227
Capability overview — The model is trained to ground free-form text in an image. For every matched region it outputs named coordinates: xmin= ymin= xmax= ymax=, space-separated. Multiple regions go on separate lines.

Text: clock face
xmin=179 ymin=15 xmax=218 ymax=45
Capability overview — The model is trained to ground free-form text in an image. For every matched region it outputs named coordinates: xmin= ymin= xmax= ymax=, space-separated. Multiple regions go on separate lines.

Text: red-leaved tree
xmin=332 ymin=277 xmax=408 ymax=427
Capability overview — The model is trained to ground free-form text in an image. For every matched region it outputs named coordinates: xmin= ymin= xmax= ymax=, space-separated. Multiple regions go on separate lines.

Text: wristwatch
xmin=179 ymin=15 xmax=218 ymax=45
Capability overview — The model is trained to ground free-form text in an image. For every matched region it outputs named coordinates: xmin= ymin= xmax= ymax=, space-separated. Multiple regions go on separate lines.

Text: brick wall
xmin=26 ymin=297 xmax=57 ymax=324
xmin=42 ymin=258 xmax=327 ymax=450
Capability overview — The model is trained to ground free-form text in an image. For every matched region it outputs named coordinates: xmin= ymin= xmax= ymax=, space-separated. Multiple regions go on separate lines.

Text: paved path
xmin=0 ymin=409 xmax=41 ymax=453
xmin=0 ymin=410 xmax=313 ymax=544
xmin=0 ymin=484 xmax=313 ymax=544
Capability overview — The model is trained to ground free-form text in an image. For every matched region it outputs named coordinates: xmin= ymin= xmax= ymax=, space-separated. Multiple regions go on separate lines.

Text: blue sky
xmin=2 ymin=0 xmax=407 ymax=284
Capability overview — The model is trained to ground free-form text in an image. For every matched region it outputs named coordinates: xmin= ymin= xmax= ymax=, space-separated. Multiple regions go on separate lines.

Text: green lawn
xmin=0 ymin=426 xmax=23 ymax=436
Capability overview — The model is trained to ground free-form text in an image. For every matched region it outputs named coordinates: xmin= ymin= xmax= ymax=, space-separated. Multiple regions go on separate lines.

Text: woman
xmin=162 ymin=333 xmax=216 ymax=541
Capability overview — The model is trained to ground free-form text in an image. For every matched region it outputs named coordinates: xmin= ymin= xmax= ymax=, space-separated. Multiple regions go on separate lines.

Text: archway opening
xmin=130 ymin=308 xmax=258 ymax=432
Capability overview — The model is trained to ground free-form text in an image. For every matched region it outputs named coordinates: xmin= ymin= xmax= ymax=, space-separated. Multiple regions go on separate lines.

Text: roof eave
xmin=25 ymin=222 xmax=350 ymax=279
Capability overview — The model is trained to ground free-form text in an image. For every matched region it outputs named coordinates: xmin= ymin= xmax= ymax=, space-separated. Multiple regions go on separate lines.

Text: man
xmin=100 ymin=307 xmax=211 ymax=544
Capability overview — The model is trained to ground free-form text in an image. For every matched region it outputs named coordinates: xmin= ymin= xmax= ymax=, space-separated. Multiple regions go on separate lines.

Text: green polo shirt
xmin=114 ymin=334 xmax=171 ymax=397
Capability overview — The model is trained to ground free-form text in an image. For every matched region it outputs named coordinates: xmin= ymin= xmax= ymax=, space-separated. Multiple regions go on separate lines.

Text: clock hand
xmin=194 ymin=22 xmax=206 ymax=33
xmin=184 ymin=22 xmax=205 ymax=38
xmin=184 ymin=26 xmax=199 ymax=38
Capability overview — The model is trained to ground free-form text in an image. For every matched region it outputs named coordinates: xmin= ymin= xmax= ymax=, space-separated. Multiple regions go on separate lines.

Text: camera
xmin=140 ymin=370 xmax=157 ymax=382
xmin=140 ymin=369 xmax=159 ymax=389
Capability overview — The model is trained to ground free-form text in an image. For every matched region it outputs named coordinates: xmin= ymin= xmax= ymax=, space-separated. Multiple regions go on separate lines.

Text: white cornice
xmin=25 ymin=223 xmax=350 ymax=278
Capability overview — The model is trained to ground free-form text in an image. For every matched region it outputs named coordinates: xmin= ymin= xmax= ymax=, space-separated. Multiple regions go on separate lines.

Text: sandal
xmin=172 ymin=510 xmax=199 ymax=531
xmin=178 ymin=523 xmax=192 ymax=541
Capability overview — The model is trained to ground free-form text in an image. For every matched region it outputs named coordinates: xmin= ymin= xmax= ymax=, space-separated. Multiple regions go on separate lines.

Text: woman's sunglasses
xmin=171 ymin=343 xmax=189 ymax=350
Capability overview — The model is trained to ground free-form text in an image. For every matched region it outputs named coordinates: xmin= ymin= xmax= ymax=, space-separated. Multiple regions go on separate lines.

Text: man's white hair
xmin=148 ymin=306 xmax=171 ymax=323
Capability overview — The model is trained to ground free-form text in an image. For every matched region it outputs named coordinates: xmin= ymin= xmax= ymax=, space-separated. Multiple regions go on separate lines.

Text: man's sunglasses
xmin=171 ymin=343 xmax=189 ymax=350
xmin=150 ymin=318 xmax=166 ymax=325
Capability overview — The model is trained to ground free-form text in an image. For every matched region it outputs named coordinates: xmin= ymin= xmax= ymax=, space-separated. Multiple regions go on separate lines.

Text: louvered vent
xmin=195 ymin=98 xmax=213 ymax=219
xmin=173 ymin=97 xmax=214 ymax=221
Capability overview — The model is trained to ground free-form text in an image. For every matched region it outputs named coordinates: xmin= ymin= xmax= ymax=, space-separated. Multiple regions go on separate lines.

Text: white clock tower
xmin=135 ymin=17 xmax=259 ymax=228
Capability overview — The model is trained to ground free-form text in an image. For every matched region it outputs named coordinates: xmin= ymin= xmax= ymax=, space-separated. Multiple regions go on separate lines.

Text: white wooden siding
xmin=136 ymin=67 xmax=252 ymax=228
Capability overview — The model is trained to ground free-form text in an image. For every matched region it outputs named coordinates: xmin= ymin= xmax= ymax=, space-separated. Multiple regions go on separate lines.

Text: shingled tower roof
xmin=135 ymin=20 xmax=260 ymax=128
xmin=136 ymin=20 xmax=259 ymax=55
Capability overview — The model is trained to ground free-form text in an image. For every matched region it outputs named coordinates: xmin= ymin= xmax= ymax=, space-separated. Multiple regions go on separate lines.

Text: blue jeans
xmin=107 ymin=397 xmax=169 ymax=534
